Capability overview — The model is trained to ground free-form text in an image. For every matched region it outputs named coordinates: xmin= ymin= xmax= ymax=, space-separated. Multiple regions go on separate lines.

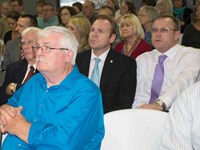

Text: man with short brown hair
xmin=76 ymin=15 xmax=137 ymax=113
xmin=133 ymin=15 xmax=200 ymax=111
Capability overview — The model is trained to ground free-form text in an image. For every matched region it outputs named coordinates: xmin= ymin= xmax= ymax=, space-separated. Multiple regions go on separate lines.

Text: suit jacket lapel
xmin=100 ymin=49 xmax=116 ymax=90
xmin=19 ymin=59 xmax=28 ymax=83
xmin=19 ymin=59 xmax=39 ymax=83
xmin=78 ymin=50 xmax=91 ymax=77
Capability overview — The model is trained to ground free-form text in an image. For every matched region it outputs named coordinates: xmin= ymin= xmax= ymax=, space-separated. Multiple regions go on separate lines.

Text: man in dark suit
xmin=76 ymin=15 xmax=137 ymax=113
xmin=2 ymin=14 xmax=38 ymax=71
xmin=0 ymin=27 xmax=40 ymax=105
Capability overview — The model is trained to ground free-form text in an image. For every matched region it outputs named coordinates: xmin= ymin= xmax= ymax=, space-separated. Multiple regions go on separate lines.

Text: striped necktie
xmin=23 ymin=66 xmax=35 ymax=84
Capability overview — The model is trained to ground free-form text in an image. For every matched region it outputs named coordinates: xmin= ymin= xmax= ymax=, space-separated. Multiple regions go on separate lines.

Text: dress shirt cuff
xmin=158 ymin=95 xmax=173 ymax=110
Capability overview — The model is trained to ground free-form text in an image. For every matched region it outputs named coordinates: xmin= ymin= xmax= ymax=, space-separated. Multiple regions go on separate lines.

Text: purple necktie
xmin=149 ymin=55 xmax=167 ymax=104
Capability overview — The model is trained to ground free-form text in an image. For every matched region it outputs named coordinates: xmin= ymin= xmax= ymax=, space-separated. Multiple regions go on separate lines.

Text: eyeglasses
xmin=151 ymin=27 xmax=178 ymax=33
xmin=32 ymin=44 xmax=68 ymax=53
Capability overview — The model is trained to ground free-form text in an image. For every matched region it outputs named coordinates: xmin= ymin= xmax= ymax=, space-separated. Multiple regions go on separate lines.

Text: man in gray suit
xmin=2 ymin=14 xmax=37 ymax=71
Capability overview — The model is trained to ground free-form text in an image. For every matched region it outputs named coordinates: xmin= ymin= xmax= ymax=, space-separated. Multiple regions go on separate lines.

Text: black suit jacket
xmin=0 ymin=59 xmax=38 ymax=105
xmin=76 ymin=49 xmax=137 ymax=113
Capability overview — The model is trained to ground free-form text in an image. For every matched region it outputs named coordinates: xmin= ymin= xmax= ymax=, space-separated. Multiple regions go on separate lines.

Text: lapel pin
xmin=110 ymin=60 xmax=113 ymax=63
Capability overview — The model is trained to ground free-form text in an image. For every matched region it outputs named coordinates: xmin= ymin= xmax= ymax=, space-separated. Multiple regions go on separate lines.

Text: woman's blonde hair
xmin=69 ymin=14 xmax=91 ymax=52
xmin=156 ymin=0 xmax=173 ymax=16
xmin=119 ymin=14 xmax=144 ymax=39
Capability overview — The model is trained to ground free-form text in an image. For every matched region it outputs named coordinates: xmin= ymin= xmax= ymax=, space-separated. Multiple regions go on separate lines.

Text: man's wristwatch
xmin=155 ymin=99 xmax=166 ymax=111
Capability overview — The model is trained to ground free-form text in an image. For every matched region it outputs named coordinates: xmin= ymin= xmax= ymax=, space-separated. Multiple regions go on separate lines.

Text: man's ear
xmin=109 ymin=34 xmax=116 ymax=44
xmin=174 ymin=31 xmax=181 ymax=41
xmin=65 ymin=50 xmax=74 ymax=63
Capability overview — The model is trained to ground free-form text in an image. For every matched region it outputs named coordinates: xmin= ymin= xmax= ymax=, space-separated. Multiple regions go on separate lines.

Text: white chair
xmin=101 ymin=109 xmax=168 ymax=150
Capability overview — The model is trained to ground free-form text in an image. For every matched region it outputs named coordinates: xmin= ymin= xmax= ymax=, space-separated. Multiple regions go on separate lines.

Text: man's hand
xmin=139 ymin=103 xmax=163 ymax=111
xmin=0 ymin=105 xmax=30 ymax=143
xmin=0 ymin=105 xmax=22 ymax=133
xmin=6 ymin=83 xmax=17 ymax=95
xmin=4 ymin=111 xmax=27 ymax=134
xmin=5 ymin=112 xmax=31 ymax=143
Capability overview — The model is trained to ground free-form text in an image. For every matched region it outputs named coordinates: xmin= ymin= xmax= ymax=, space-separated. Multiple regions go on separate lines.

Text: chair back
xmin=101 ymin=109 xmax=168 ymax=150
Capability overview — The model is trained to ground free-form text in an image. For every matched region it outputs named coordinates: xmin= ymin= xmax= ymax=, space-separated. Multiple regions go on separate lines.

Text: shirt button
xmin=45 ymin=90 xmax=48 ymax=92
xmin=40 ymin=104 xmax=42 ymax=108
xmin=18 ymin=143 xmax=21 ymax=147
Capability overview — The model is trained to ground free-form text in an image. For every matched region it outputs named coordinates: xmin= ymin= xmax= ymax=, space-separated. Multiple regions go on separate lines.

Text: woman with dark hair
xmin=173 ymin=0 xmax=193 ymax=33
xmin=120 ymin=0 xmax=137 ymax=16
xmin=3 ymin=11 xmax=21 ymax=45
xmin=57 ymin=6 xmax=77 ymax=28
xmin=182 ymin=1 xmax=200 ymax=48
xmin=115 ymin=0 xmax=137 ymax=24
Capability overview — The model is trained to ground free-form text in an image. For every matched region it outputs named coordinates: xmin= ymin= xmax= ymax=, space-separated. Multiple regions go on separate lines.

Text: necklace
xmin=123 ymin=38 xmax=141 ymax=57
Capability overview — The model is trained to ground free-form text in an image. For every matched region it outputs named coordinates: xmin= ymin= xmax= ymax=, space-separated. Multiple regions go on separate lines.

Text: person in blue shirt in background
xmin=0 ymin=26 xmax=104 ymax=150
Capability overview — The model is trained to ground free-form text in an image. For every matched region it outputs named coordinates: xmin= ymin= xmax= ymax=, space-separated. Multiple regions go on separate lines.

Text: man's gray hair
xmin=21 ymin=27 xmax=41 ymax=37
xmin=38 ymin=26 xmax=79 ymax=65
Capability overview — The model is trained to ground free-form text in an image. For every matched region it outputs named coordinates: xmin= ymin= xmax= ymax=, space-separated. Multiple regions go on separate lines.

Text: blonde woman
xmin=115 ymin=14 xmax=152 ymax=59
xmin=68 ymin=15 xmax=91 ymax=52
xmin=156 ymin=0 xmax=173 ymax=16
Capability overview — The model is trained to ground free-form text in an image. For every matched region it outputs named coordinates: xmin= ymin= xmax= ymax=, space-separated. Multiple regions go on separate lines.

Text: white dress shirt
xmin=160 ymin=81 xmax=200 ymax=150
xmin=88 ymin=49 xmax=110 ymax=80
xmin=133 ymin=44 xmax=200 ymax=109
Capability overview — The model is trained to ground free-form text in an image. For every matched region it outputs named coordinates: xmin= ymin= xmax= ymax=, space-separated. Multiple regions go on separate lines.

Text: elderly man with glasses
xmin=132 ymin=15 xmax=200 ymax=111
xmin=0 ymin=27 xmax=40 ymax=106
xmin=0 ymin=26 xmax=104 ymax=150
